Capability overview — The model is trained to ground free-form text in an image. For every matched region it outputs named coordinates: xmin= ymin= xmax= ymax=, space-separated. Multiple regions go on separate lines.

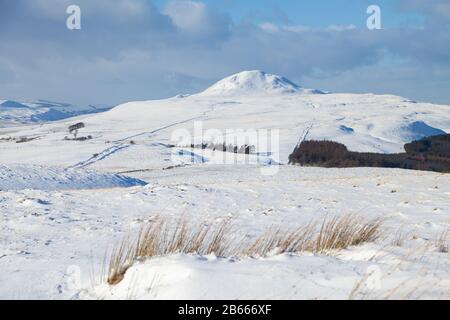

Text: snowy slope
xmin=0 ymin=166 xmax=448 ymax=299
xmin=81 ymin=250 xmax=449 ymax=300
xmin=0 ymin=164 xmax=146 ymax=191
xmin=0 ymin=99 xmax=110 ymax=125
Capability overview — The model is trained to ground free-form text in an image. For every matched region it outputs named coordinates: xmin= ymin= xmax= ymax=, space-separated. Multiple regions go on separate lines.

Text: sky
xmin=0 ymin=0 xmax=449 ymax=106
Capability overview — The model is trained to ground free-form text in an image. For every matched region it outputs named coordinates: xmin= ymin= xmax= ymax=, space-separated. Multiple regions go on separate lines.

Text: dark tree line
xmin=289 ymin=134 xmax=450 ymax=173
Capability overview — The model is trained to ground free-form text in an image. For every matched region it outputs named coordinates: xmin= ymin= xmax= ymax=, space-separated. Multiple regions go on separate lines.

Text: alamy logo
xmin=367 ymin=5 xmax=381 ymax=30
xmin=66 ymin=5 xmax=81 ymax=30
xmin=170 ymin=121 xmax=280 ymax=176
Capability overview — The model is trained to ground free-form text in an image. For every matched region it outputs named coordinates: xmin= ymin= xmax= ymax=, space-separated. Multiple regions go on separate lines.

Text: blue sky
xmin=0 ymin=0 xmax=449 ymax=106
xmin=153 ymin=0 xmax=422 ymax=28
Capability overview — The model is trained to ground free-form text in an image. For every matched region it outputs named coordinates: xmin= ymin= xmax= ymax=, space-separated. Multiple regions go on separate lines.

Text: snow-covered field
xmin=0 ymin=71 xmax=448 ymax=299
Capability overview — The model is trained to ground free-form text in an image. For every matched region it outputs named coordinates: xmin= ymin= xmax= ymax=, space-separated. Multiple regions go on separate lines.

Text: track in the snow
xmin=69 ymin=107 xmax=216 ymax=169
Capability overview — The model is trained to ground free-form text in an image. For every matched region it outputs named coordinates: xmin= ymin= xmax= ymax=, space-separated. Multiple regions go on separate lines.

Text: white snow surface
xmin=81 ymin=250 xmax=449 ymax=300
xmin=1 ymin=166 xmax=449 ymax=300
xmin=0 ymin=71 xmax=449 ymax=300
xmin=0 ymin=164 xmax=146 ymax=191
xmin=198 ymin=70 xmax=315 ymax=97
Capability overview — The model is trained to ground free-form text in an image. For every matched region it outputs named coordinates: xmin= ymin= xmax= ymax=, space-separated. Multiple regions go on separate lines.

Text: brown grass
xmin=436 ymin=229 xmax=449 ymax=253
xmin=107 ymin=215 xmax=382 ymax=285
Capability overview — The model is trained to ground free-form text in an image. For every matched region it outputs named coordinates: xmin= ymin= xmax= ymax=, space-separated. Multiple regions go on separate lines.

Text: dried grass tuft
xmin=107 ymin=215 xmax=382 ymax=285
xmin=436 ymin=229 xmax=449 ymax=253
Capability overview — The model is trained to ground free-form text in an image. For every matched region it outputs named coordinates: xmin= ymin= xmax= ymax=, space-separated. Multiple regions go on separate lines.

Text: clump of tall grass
xmin=107 ymin=219 xmax=232 ymax=285
xmin=107 ymin=215 xmax=382 ymax=285
xmin=242 ymin=215 xmax=382 ymax=257
xmin=436 ymin=229 xmax=448 ymax=253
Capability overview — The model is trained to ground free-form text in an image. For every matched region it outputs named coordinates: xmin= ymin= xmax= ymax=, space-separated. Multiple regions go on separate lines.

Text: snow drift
xmin=0 ymin=164 xmax=146 ymax=191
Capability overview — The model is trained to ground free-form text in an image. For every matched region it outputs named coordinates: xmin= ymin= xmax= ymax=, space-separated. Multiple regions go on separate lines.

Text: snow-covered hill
xmin=0 ymin=99 xmax=111 ymax=125
xmin=198 ymin=70 xmax=300 ymax=96
xmin=1 ymin=71 xmax=447 ymax=170
xmin=198 ymin=70 xmax=324 ymax=97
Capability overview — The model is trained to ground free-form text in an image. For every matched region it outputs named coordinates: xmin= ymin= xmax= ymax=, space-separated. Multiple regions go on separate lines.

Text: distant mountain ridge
xmin=0 ymin=99 xmax=111 ymax=125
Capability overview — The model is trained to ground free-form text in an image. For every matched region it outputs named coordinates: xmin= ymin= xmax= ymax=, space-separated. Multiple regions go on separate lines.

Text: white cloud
xmin=260 ymin=23 xmax=356 ymax=33
xmin=164 ymin=0 xmax=230 ymax=39
xmin=327 ymin=24 xmax=357 ymax=31
xmin=0 ymin=0 xmax=449 ymax=105
xmin=259 ymin=22 xmax=279 ymax=33
xmin=282 ymin=25 xmax=311 ymax=33
xmin=164 ymin=0 xmax=207 ymax=32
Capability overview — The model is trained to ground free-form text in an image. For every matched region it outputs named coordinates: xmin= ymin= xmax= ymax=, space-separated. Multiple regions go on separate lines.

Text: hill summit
xmin=199 ymin=70 xmax=306 ymax=97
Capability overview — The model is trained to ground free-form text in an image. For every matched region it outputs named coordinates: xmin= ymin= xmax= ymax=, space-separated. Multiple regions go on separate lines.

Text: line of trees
xmin=181 ymin=142 xmax=256 ymax=155
xmin=288 ymin=134 xmax=450 ymax=173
